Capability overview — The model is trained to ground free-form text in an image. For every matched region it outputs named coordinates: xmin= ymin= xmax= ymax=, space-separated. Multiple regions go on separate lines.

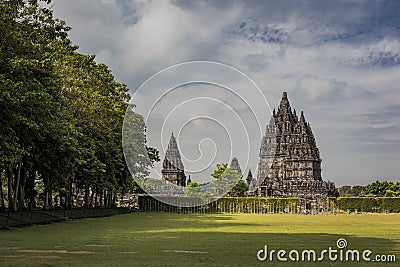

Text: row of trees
xmin=0 ymin=0 xmax=155 ymax=211
xmin=185 ymin=163 xmax=248 ymax=197
xmin=338 ymin=181 xmax=400 ymax=197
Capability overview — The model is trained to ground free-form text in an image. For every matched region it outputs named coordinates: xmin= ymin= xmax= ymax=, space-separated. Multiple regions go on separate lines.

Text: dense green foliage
xmin=336 ymin=197 xmax=377 ymax=212
xmin=0 ymin=0 xmax=155 ymax=211
xmin=138 ymin=195 xmax=301 ymax=214
xmin=380 ymin=197 xmax=400 ymax=212
xmin=338 ymin=181 xmax=400 ymax=197
xmin=184 ymin=181 xmax=201 ymax=197
xmin=138 ymin=195 xmax=400 ymax=214
xmin=337 ymin=185 xmax=365 ymax=196
xmin=336 ymin=197 xmax=400 ymax=213
xmin=211 ymin=163 xmax=248 ymax=197
xmin=363 ymin=181 xmax=400 ymax=197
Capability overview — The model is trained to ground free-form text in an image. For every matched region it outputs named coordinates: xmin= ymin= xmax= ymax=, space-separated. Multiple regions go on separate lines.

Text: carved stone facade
xmin=162 ymin=133 xmax=186 ymax=186
xmin=257 ymin=92 xmax=335 ymax=199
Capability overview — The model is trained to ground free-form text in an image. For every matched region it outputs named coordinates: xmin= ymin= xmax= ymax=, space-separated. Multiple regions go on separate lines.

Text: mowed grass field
xmin=0 ymin=213 xmax=399 ymax=267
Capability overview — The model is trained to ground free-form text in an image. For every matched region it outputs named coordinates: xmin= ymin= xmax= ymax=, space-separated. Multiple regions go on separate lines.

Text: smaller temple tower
xmin=229 ymin=157 xmax=242 ymax=177
xmin=162 ymin=133 xmax=186 ymax=186
xmin=246 ymin=170 xmax=253 ymax=186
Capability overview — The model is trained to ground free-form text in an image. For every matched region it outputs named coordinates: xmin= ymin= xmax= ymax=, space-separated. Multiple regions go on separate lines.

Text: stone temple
xmin=162 ymin=133 xmax=186 ymax=186
xmin=229 ymin=157 xmax=242 ymax=178
xmin=256 ymin=92 xmax=335 ymax=199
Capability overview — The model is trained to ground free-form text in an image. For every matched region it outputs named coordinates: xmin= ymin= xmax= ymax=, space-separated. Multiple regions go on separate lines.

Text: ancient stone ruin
xmin=161 ymin=133 xmax=186 ymax=187
xmin=160 ymin=92 xmax=335 ymax=200
xmin=256 ymin=92 xmax=335 ymax=199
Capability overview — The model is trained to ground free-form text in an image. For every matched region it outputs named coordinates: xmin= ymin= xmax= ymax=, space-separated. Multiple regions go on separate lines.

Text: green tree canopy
xmin=0 ymin=0 xmax=159 ymax=210
xmin=363 ymin=181 xmax=400 ymax=197
xmin=211 ymin=163 xmax=248 ymax=197
xmin=185 ymin=181 xmax=201 ymax=197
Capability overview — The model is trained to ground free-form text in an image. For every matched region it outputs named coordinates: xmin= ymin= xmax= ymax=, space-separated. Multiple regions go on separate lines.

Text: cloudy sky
xmin=52 ymin=0 xmax=400 ymax=186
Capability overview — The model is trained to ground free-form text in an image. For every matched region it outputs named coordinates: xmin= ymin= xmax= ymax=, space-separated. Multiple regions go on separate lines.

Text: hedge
xmin=336 ymin=197 xmax=400 ymax=213
xmin=138 ymin=195 xmax=325 ymax=214
xmin=138 ymin=196 xmax=400 ymax=213
xmin=336 ymin=197 xmax=377 ymax=212
xmin=380 ymin=197 xmax=400 ymax=212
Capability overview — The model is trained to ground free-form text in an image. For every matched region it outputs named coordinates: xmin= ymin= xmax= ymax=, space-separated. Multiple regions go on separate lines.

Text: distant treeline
xmin=331 ymin=197 xmax=400 ymax=213
xmin=337 ymin=181 xmax=400 ymax=197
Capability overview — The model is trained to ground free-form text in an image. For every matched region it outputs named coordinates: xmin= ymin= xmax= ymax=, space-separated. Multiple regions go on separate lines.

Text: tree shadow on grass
xmin=0 ymin=213 xmax=398 ymax=266
xmin=130 ymin=212 xmax=268 ymax=231
xmin=0 ymin=232 xmax=397 ymax=267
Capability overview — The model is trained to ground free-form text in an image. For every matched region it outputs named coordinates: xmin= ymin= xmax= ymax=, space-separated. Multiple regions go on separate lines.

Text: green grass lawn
xmin=0 ymin=212 xmax=399 ymax=266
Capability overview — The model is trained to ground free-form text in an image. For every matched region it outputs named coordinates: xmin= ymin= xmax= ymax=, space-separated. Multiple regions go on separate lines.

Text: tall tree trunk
xmin=84 ymin=184 xmax=90 ymax=208
xmin=65 ymin=189 xmax=69 ymax=209
xmin=107 ymin=190 xmax=112 ymax=207
xmin=94 ymin=186 xmax=98 ymax=208
xmin=18 ymin=160 xmax=27 ymax=210
xmin=0 ymin=174 xmax=5 ymax=211
xmin=104 ymin=189 xmax=109 ymax=207
xmin=29 ymin=180 xmax=35 ymax=209
xmin=48 ymin=185 xmax=53 ymax=209
xmin=7 ymin=169 xmax=13 ymax=210
xmin=26 ymin=170 xmax=36 ymax=210
xmin=89 ymin=188 xmax=95 ymax=208
xmin=113 ymin=191 xmax=117 ymax=207
xmin=67 ymin=178 xmax=73 ymax=209
xmin=44 ymin=177 xmax=53 ymax=210
xmin=13 ymin=161 xmax=22 ymax=211
xmin=100 ymin=189 xmax=104 ymax=208
xmin=44 ymin=177 xmax=49 ymax=210
xmin=59 ymin=190 xmax=63 ymax=208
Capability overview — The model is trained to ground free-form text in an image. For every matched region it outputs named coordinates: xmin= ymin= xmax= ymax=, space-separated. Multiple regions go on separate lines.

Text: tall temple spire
xmin=162 ymin=133 xmax=186 ymax=186
xmin=257 ymin=91 xmax=335 ymax=199
xmin=300 ymin=110 xmax=305 ymax=122
xmin=165 ymin=132 xmax=183 ymax=170
xmin=278 ymin=91 xmax=290 ymax=111
xmin=275 ymin=91 xmax=296 ymax=129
